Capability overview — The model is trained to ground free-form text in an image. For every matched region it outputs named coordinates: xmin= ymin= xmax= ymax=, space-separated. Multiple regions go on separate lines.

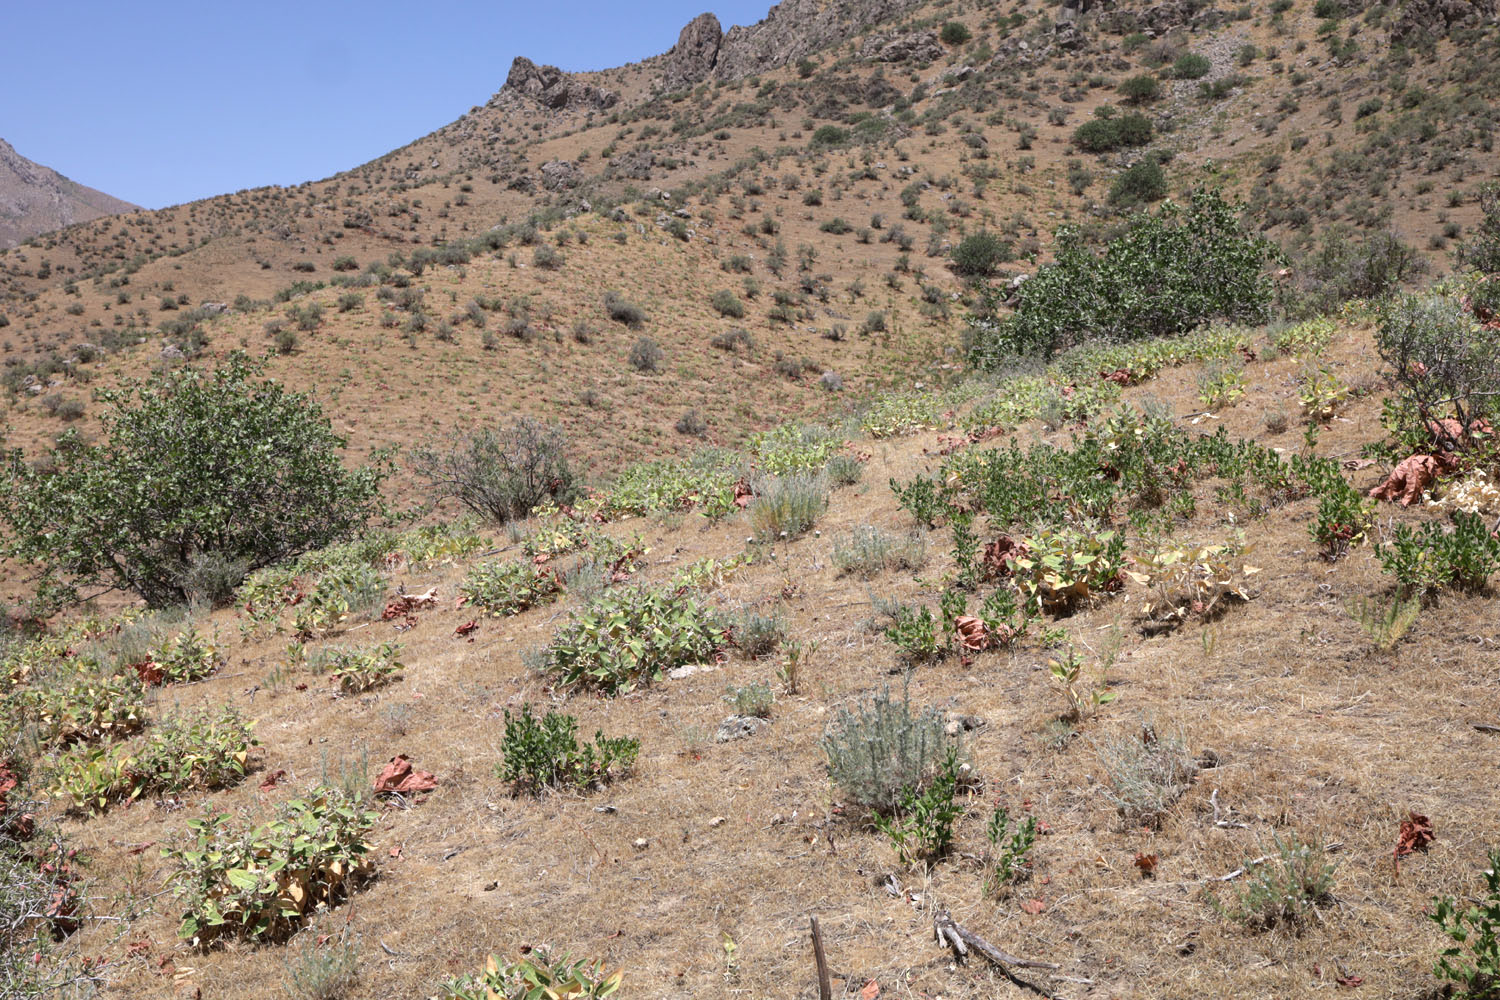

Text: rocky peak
xmin=499 ymin=56 xmax=619 ymax=112
xmin=662 ymin=12 xmax=724 ymax=92
xmin=714 ymin=0 xmax=922 ymax=80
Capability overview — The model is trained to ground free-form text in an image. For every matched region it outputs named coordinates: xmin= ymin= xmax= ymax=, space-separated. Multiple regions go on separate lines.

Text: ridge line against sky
xmin=1 ymin=1 xmax=771 ymax=210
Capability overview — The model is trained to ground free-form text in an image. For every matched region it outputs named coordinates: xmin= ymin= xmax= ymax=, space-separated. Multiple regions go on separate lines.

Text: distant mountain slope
xmin=0 ymin=138 xmax=137 ymax=248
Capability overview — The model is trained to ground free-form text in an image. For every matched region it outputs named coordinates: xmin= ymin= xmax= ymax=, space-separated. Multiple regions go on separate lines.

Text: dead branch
xmin=810 ymin=915 xmax=831 ymax=1000
xmin=932 ymin=906 xmax=1061 ymax=972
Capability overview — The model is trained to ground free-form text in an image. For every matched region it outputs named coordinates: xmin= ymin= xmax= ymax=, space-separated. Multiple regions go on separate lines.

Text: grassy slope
xmin=44 ymin=315 xmax=1500 ymax=1000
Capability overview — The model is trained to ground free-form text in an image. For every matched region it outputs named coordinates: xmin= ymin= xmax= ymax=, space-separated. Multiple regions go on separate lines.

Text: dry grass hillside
xmin=3 ymin=2 xmax=1500 ymax=999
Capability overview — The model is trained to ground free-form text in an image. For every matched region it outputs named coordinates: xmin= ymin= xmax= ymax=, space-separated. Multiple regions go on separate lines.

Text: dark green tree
xmin=0 ymin=354 xmax=390 ymax=608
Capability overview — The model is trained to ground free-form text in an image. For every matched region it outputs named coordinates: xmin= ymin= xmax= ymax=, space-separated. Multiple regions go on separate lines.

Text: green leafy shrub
xmin=874 ymin=747 xmax=965 ymax=865
xmin=310 ymin=643 xmax=403 ymax=694
xmin=810 ymin=125 xmax=850 ymax=149
xmin=749 ymin=474 xmax=828 ymax=541
xmin=939 ymin=21 xmax=971 ymax=44
xmin=53 ymin=706 xmax=256 ymax=814
xmin=1378 ymin=512 xmax=1500 ymax=596
xmin=1012 ymin=526 xmax=1125 ymax=614
xmin=967 ymin=190 xmax=1278 ymax=363
xmin=459 ymin=561 xmax=561 ymax=616
xmin=1430 ymin=847 xmax=1500 ymax=999
xmin=541 ymin=588 xmax=725 ymax=694
xmin=162 ymin=784 xmax=378 ymax=946
xmin=711 ymin=289 xmax=745 ymax=318
xmin=603 ymin=450 xmax=744 ymax=518
xmin=1377 ymin=293 xmax=1500 ymax=445
xmin=497 ymin=704 xmax=639 ymax=795
xmin=14 ymin=663 xmax=145 ymax=747
xmin=950 ymin=231 xmax=1010 ymax=277
xmin=985 ymin=805 xmax=1038 ymax=891
xmin=142 ymin=626 xmax=221 ymax=685
xmin=410 ymin=417 xmax=579 ymax=524
xmin=882 ymin=600 xmax=947 ymax=662
xmin=822 ymin=686 xmax=957 ymax=816
xmin=1109 ymin=158 xmax=1167 ymax=208
xmin=1172 ymin=52 xmax=1211 ymax=79
xmin=0 ymin=354 xmax=390 ymax=608
xmin=437 ymin=949 xmax=620 ymax=1000
xmin=1118 ymin=74 xmax=1162 ymax=103
xmin=1289 ymin=230 xmax=1424 ymax=315
xmin=1071 ymin=112 xmax=1153 ymax=153
xmin=294 ymin=560 xmax=385 ymax=635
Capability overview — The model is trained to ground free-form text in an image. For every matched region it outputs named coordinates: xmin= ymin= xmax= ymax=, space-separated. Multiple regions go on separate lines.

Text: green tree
xmin=966 ymin=189 xmax=1279 ymax=364
xmin=0 ymin=354 xmax=390 ymax=608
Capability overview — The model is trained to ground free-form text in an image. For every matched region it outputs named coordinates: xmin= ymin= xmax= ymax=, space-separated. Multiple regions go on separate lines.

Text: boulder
xmin=859 ymin=28 xmax=943 ymax=63
xmin=1390 ymin=0 xmax=1497 ymax=41
xmin=539 ymin=160 xmax=583 ymax=191
xmin=716 ymin=0 xmax=923 ymax=80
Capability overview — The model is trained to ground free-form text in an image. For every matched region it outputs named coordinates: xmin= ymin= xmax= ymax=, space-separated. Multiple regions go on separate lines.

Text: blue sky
xmin=2 ymin=1 xmax=770 ymax=210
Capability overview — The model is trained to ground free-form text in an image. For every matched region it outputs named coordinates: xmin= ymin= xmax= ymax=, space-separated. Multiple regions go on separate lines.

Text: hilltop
xmin=0 ymin=139 xmax=136 ymax=250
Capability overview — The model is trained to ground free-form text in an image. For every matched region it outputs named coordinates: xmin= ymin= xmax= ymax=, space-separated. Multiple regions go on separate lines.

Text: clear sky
xmin=2 ymin=1 xmax=771 ymax=210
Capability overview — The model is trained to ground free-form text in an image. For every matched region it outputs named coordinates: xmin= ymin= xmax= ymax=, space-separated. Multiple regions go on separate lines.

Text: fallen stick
xmin=810 ymin=916 xmax=831 ymax=1000
xmin=933 ymin=906 xmax=1061 ymax=973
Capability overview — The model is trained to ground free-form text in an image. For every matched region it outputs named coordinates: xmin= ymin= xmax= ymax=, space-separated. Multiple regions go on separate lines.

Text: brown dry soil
xmin=47 ymin=320 xmax=1500 ymax=1000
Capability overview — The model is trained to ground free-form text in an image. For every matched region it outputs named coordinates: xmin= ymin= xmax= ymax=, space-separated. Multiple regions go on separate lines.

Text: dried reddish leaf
xmin=982 ymin=535 xmax=1029 ymax=580
xmin=1395 ymin=811 xmax=1435 ymax=859
xmin=1369 ymin=453 xmax=1454 ymax=506
xmin=257 ymin=769 xmax=287 ymax=793
xmin=1336 ymin=974 xmax=1364 ymax=988
xmin=1019 ymin=898 xmax=1046 ymax=915
xmin=382 ymin=587 xmax=438 ymax=620
xmin=860 ymin=980 xmax=880 ymax=1000
xmin=1133 ymin=852 xmax=1158 ymax=878
xmin=131 ymin=660 xmax=165 ymax=686
xmin=454 ymin=620 xmax=479 ymax=637
xmin=374 ymin=754 xmax=438 ymax=796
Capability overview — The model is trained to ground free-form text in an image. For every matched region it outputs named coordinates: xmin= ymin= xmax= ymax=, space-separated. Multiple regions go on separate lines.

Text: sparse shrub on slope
xmin=541 ymin=587 xmax=725 ymax=695
xmin=1458 ymin=182 xmax=1500 ymax=275
xmin=1109 ymin=158 xmax=1168 ymax=208
xmin=966 ymin=190 xmax=1279 ymax=364
xmin=0 ymin=354 xmax=390 ymax=609
xmin=822 ymin=686 xmax=958 ymax=817
xmin=163 ymin=784 xmax=378 ymax=946
xmin=1430 ymin=847 xmax=1500 ymax=999
xmin=498 ymin=704 xmax=638 ymax=795
xmin=410 ymin=416 xmax=579 ymax=524
xmin=1376 ymin=292 xmax=1500 ymax=447
xmin=949 ymin=231 xmax=1010 ymax=277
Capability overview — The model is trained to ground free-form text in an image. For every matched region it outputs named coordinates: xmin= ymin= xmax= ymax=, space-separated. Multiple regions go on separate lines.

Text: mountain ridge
xmin=0 ymin=138 xmax=137 ymax=249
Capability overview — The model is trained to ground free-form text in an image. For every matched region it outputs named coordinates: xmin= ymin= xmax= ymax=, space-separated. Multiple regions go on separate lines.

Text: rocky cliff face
xmin=662 ymin=12 xmax=724 ymax=92
xmin=714 ymin=0 xmax=923 ymax=80
xmin=0 ymin=139 xmax=136 ymax=248
xmin=498 ymin=56 xmax=618 ymax=112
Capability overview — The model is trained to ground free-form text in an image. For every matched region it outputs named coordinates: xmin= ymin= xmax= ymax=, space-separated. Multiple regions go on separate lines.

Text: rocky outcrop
xmin=0 ymin=138 xmax=136 ymax=248
xmin=539 ymin=160 xmax=583 ymax=191
xmin=1098 ymin=1 xmax=1223 ymax=36
xmin=858 ymin=28 xmax=943 ymax=62
xmin=500 ymin=56 xmax=618 ymax=112
xmin=1390 ymin=0 xmax=1496 ymax=41
xmin=714 ymin=0 xmax=922 ymax=80
xmin=662 ymin=12 xmax=723 ymax=91
xmin=605 ymin=149 xmax=657 ymax=181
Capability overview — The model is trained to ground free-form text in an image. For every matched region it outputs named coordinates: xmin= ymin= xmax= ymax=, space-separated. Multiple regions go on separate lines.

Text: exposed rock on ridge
xmin=499 ymin=56 xmax=618 ymax=112
xmin=662 ymin=12 xmax=724 ymax=92
xmin=714 ymin=0 xmax=923 ymax=79
xmin=0 ymin=138 xmax=136 ymax=249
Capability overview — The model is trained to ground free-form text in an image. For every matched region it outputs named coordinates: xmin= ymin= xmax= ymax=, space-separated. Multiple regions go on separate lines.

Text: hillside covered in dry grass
xmin=2 ymin=2 xmax=1500 ymax=1000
